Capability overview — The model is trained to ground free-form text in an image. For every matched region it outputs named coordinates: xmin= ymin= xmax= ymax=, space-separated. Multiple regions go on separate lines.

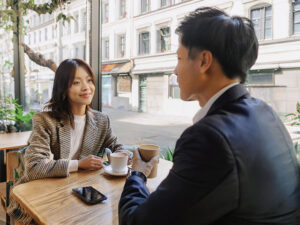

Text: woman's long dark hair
xmin=44 ymin=58 xmax=96 ymax=125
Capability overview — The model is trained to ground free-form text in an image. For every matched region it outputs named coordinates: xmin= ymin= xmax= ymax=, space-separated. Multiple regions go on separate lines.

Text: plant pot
xmin=0 ymin=123 xmax=7 ymax=133
xmin=7 ymin=125 xmax=17 ymax=133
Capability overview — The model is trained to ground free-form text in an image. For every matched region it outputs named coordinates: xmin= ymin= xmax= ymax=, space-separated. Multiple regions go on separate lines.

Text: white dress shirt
xmin=192 ymin=83 xmax=239 ymax=124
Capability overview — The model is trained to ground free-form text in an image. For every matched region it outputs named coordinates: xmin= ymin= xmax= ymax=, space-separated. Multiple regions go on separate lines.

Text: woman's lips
xmin=80 ymin=93 xmax=91 ymax=98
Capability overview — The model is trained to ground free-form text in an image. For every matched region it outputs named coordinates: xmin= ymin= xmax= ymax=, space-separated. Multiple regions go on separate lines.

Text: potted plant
xmin=286 ymin=102 xmax=300 ymax=164
xmin=285 ymin=102 xmax=300 ymax=126
xmin=0 ymin=95 xmax=34 ymax=133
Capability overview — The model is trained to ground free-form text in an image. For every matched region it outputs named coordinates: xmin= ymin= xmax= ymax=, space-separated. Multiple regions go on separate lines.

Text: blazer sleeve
xmin=119 ymin=123 xmax=239 ymax=225
xmin=24 ymin=113 xmax=69 ymax=180
xmin=101 ymin=114 xmax=122 ymax=152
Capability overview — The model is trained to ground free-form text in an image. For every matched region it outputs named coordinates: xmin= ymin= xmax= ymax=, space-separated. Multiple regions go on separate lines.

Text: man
xmin=119 ymin=7 xmax=300 ymax=225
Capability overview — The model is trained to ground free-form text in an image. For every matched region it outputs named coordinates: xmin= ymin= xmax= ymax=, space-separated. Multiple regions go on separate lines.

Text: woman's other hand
xmin=78 ymin=155 xmax=104 ymax=170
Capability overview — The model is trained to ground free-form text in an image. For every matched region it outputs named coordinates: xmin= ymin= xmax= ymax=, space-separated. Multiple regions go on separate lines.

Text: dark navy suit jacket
xmin=119 ymin=84 xmax=300 ymax=225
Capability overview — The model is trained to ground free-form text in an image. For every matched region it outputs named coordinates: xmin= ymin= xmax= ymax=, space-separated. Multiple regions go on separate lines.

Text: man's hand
xmin=78 ymin=155 xmax=104 ymax=170
xmin=132 ymin=149 xmax=159 ymax=177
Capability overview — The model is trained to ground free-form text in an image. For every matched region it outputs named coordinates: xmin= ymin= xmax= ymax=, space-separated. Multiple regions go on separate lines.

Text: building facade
xmin=102 ymin=0 xmax=300 ymax=116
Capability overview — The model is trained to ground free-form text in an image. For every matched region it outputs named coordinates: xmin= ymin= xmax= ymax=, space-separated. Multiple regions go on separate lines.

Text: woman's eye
xmin=73 ymin=81 xmax=80 ymax=85
xmin=88 ymin=79 xmax=93 ymax=82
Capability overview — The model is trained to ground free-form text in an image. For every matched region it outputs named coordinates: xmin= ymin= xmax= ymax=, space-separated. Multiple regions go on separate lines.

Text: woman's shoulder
xmin=88 ymin=109 xmax=110 ymax=124
xmin=32 ymin=111 xmax=59 ymax=126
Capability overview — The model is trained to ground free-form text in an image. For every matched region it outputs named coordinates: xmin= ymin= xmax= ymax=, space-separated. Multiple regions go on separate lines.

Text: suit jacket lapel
xmin=207 ymin=84 xmax=249 ymax=116
xmin=58 ymin=118 xmax=71 ymax=159
xmin=79 ymin=111 xmax=98 ymax=159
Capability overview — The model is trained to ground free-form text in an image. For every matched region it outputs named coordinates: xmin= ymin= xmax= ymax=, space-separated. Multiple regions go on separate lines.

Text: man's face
xmin=174 ymin=43 xmax=207 ymax=101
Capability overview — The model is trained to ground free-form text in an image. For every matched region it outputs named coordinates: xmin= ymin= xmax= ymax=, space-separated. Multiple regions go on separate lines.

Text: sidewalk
xmin=103 ymin=107 xmax=193 ymax=151
xmin=103 ymin=107 xmax=300 ymax=151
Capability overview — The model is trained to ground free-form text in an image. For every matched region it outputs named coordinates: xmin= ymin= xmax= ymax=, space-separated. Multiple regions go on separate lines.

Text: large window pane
xmin=22 ymin=1 xmax=91 ymax=111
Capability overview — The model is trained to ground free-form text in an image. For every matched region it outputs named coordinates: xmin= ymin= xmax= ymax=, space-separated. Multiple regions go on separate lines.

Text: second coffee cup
xmin=110 ymin=152 xmax=128 ymax=173
xmin=138 ymin=144 xmax=160 ymax=178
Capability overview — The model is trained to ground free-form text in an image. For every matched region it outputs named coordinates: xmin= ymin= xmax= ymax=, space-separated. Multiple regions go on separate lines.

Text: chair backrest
xmin=6 ymin=147 xmax=26 ymax=183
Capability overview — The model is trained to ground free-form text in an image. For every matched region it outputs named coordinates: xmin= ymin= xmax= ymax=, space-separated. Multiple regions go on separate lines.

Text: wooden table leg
xmin=0 ymin=151 xmax=6 ymax=182
xmin=6 ymin=182 xmax=10 ymax=225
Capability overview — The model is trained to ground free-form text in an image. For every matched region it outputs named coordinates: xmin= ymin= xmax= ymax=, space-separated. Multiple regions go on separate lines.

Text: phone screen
xmin=72 ymin=186 xmax=107 ymax=204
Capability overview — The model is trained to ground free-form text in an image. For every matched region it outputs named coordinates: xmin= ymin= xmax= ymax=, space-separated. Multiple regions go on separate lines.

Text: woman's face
xmin=68 ymin=66 xmax=95 ymax=109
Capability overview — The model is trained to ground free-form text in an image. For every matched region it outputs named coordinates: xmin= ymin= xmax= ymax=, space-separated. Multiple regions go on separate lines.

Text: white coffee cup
xmin=110 ymin=152 xmax=128 ymax=173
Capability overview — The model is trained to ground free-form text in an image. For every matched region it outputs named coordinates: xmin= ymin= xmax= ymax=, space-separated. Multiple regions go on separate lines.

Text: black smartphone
xmin=72 ymin=186 xmax=107 ymax=205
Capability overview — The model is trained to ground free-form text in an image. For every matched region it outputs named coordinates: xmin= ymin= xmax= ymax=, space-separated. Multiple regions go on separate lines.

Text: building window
xmin=246 ymin=71 xmax=274 ymax=85
xmin=157 ymin=27 xmax=171 ymax=53
xmin=161 ymin=0 xmax=173 ymax=7
xmin=34 ymin=32 xmax=36 ymax=44
xmin=141 ymin=0 xmax=149 ymax=13
xmin=103 ymin=39 xmax=109 ymax=59
xmin=45 ymin=28 xmax=47 ymax=41
xmin=251 ymin=5 xmax=272 ymax=40
xmin=117 ymin=34 xmax=126 ymax=58
xmin=75 ymin=47 xmax=79 ymax=58
xmin=81 ymin=10 xmax=87 ymax=32
xmin=169 ymin=75 xmax=180 ymax=99
xmin=119 ymin=0 xmax=126 ymax=18
xmin=39 ymin=30 xmax=42 ymax=42
xmin=83 ymin=45 xmax=86 ymax=60
xmin=52 ymin=26 xmax=56 ymax=39
xmin=102 ymin=2 xmax=109 ymax=23
xmin=28 ymin=34 xmax=31 ymax=45
xmin=293 ymin=0 xmax=300 ymax=34
xmin=138 ymin=32 xmax=150 ymax=55
xmin=74 ymin=14 xmax=79 ymax=33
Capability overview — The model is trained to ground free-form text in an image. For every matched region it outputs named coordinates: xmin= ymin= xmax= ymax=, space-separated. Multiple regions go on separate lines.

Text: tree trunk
xmin=22 ymin=43 xmax=57 ymax=72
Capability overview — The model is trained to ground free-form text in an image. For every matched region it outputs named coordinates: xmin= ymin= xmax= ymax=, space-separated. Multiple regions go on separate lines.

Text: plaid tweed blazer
xmin=24 ymin=109 xmax=122 ymax=181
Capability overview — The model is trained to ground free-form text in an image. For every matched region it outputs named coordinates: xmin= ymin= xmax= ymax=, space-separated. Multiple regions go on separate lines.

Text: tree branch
xmin=22 ymin=0 xmax=70 ymax=15
xmin=22 ymin=43 xmax=57 ymax=72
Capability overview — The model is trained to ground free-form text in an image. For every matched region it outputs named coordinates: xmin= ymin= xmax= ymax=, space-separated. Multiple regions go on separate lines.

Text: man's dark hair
xmin=175 ymin=7 xmax=258 ymax=83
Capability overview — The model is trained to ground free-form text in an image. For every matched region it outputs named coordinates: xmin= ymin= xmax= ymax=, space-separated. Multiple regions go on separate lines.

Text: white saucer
xmin=104 ymin=165 xmax=128 ymax=176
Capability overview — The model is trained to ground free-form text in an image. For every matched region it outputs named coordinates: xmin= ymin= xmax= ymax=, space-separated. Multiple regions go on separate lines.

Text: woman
xmin=8 ymin=58 xmax=122 ymax=224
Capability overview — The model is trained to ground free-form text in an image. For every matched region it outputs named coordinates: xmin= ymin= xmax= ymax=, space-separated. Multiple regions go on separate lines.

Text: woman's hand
xmin=78 ymin=155 xmax=104 ymax=170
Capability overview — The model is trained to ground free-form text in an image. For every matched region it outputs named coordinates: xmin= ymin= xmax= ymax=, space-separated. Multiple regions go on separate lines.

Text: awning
xmin=101 ymin=61 xmax=133 ymax=75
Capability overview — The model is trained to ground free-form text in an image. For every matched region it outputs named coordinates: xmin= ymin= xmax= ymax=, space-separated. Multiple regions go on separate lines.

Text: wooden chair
xmin=0 ymin=148 xmax=26 ymax=225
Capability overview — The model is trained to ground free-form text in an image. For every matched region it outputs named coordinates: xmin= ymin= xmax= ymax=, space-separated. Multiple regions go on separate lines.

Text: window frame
xmin=138 ymin=31 xmax=150 ymax=55
xmin=250 ymin=4 xmax=272 ymax=40
xmin=157 ymin=26 xmax=171 ymax=53
xmin=103 ymin=38 xmax=110 ymax=60
xmin=293 ymin=0 xmax=300 ymax=35
xmin=117 ymin=34 xmax=126 ymax=58
xmin=119 ymin=0 xmax=127 ymax=18
xmin=161 ymin=0 xmax=173 ymax=8
xmin=141 ymin=0 xmax=150 ymax=14
xmin=102 ymin=2 xmax=109 ymax=24
xmin=246 ymin=70 xmax=275 ymax=86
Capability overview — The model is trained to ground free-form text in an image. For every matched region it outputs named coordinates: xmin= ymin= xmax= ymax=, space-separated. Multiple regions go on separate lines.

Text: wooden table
xmin=12 ymin=159 xmax=173 ymax=225
xmin=0 ymin=131 xmax=31 ymax=151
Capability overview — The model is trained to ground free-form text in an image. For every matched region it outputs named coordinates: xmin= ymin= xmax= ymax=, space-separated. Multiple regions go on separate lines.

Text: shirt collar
xmin=192 ymin=82 xmax=239 ymax=124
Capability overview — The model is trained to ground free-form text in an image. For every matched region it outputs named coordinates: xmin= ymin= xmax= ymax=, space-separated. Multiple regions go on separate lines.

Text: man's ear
xmin=198 ymin=50 xmax=213 ymax=73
